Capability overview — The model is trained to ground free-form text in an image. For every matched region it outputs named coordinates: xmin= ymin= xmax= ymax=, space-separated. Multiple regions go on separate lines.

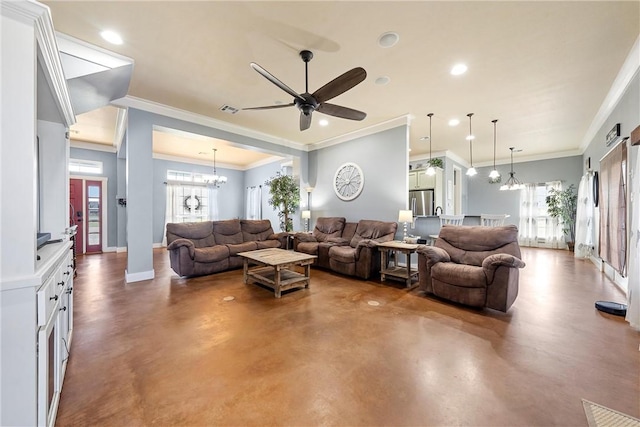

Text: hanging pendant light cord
xmin=492 ymin=119 xmax=498 ymax=170
xmin=467 ymin=113 xmax=474 ymax=166
xmin=428 ymin=113 xmax=434 ymax=162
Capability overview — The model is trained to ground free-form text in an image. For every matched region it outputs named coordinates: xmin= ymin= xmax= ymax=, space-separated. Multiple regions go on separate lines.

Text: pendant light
xmin=489 ymin=119 xmax=501 ymax=181
xmin=426 ymin=113 xmax=436 ymax=176
xmin=209 ymin=148 xmax=227 ymax=187
xmin=500 ymin=147 xmax=524 ymax=191
xmin=465 ymin=113 xmax=477 ymax=176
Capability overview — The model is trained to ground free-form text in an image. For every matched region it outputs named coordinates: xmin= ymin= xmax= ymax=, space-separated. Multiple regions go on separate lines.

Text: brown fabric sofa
xmin=294 ymin=218 xmax=397 ymax=280
xmin=166 ymin=219 xmax=286 ymax=277
xmin=417 ymin=224 xmax=525 ymax=312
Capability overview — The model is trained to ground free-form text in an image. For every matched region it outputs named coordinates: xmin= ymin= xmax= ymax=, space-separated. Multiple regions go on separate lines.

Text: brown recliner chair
xmin=417 ymin=224 xmax=525 ymax=312
xmin=328 ymin=220 xmax=398 ymax=279
xmin=293 ymin=217 xmax=347 ymax=269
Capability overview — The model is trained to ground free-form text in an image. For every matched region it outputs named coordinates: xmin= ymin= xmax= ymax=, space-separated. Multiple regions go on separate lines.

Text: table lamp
xmin=398 ymin=210 xmax=414 ymax=241
xmin=301 ymin=210 xmax=311 ymax=232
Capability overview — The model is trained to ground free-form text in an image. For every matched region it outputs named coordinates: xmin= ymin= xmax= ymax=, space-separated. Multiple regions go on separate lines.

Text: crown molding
xmin=579 ymin=34 xmax=640 ymax=152
xmin=70 ymin=140 xmax=117 ymax=153
xmin=309 ymin=114 xmax=412 ymax=151
xmin=113 ymin=95 xmax=307 ymax=152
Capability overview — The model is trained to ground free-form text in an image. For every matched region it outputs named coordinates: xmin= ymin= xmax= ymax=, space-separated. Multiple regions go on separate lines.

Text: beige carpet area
xmin=583 ymin=399 xmax=640 ymax=427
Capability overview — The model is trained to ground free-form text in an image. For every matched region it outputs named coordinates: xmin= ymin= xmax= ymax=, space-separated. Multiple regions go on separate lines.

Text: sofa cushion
xmin=241 ymin=219 xmax=276 ymax=241
xmin=328 ymin=245 xmax=356 ymax=263
xmin=431 ymin=262 xmax=487 ymax=288
xmin=166 ymin=221 xmax=216 ymax=248
xmin=436 ymin=225 xmax=521 ymax=265
xmin=213 ymin=219 xmax=243 ymax=244
xmin=312 ymin=217 xmax=346 ymax=242
xmin=194 ymin=246 xmax=230 ymax=263
xmin=226 ymin=241 xmax=258 ymax=256
xmin=350 ymin=220 xmax=397 ymax=248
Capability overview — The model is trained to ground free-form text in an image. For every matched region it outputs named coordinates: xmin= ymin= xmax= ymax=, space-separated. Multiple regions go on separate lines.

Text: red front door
xmin=69 ymin=179 xmax=84 ymax=254
xmin=85 ymin=180 xmax=102 ymax=253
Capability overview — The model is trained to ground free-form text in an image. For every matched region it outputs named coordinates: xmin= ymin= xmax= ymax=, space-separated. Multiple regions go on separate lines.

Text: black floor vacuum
xmin=595 ymin=301 xmax=627 ymax=316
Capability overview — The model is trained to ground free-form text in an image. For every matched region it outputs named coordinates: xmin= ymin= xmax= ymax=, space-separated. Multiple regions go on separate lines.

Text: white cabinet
xmin=1 ymin=2 xmax=75 ymax=426
xmin=409 ymin=168 xmax=442 ymax=190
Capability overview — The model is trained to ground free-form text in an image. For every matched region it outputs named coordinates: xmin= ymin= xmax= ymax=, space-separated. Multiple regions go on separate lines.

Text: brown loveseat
xmin=417 ymin=224 xmax=525 ymax=312
xmin=166 ymin=219 xmax=286 ymax=277
xmin=294 ymin=218 xmax=397 ymax=279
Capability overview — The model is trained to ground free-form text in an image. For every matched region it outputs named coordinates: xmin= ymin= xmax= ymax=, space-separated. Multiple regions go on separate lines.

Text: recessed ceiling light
xmin=378 ymin=32 xmax=399 ymax=48
xmin=100 ymin=30 xmax=123 ymax=45
xmin=375 ymin=76 xmax=390 ymax=85
xmin=448 ymin=119 xmax=460 ymax=127
xmin=319 ymin=119 xmax=329 ymax=126
xmin=450 ymin=63 xmax=468 ymax=76
xmin=419 ymin=136 xmax=429 ymax=141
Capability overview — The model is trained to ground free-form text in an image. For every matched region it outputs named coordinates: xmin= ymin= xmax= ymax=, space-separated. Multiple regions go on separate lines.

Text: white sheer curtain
xmin=518 ymin=181 xmax=564 ymax=248
xmin=627 ymin=146 xmax=639 ymax=330
xmin=208 ymin=185 xmax=219 ymax=221
xmin=245 ymin=186 xmax=261 ymax=219
xmin=575 ymin=173 xmax=595 ymax=258
xmin=162 ymin=182 xmax=180 ymax=246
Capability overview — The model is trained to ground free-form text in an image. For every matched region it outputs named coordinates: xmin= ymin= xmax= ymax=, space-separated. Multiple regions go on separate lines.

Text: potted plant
xmin=427 ymin=158 xmax=444 ymax=169
xmin=265 ymin=172 xmax=300 ymax=232
xmin=545 ymin=184 xmax=578 ymax=251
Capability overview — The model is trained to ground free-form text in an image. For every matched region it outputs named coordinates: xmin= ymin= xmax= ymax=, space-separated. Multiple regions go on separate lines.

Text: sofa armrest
xmin=167 ymin=238 xmax=195 ymax=259
xmin=269 ymin=232 xmax=288 ymax=241
xmin=417 ymin=246 xmax=451 ymax=264
xmin=294 ymin=233 xmax=318 ymax=243
xmin=482 ymin=253 xmax=526 ymax=282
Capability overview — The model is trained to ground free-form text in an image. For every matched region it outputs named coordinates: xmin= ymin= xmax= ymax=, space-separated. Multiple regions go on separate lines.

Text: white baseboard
xmin=116 ymin=247 xmax=127 ymax=253
xmin=152 ymin=243 xmax=165 ymax=249
xmin=589 ymin=255 xmax=603 ymax=271
xmin=103 ymin=246 xmax=117 ymax=253
xmin=125 ymin=269 xmax=155 ymax=283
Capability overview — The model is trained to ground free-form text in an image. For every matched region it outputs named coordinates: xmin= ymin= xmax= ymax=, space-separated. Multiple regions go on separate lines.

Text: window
xmin=519 ymin=181 xmax=564 ymax=248
xmin=69 ymin=159 xmax=102 ymax=174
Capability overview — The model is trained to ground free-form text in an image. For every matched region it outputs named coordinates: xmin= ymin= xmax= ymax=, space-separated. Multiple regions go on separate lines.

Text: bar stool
xmin=480 ymin=214 xmax=507 ymax=227
xmin=429 ymin=214 xmax=465 ymax=244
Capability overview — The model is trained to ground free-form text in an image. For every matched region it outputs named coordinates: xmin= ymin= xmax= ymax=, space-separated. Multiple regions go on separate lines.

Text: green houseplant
xmin=265 ymin=172 xmax=300 ymax=232
xmin=427 ymin=158 xmax=444 ymax=169
xmin=545 ymin=184 xmax=578 ymax=250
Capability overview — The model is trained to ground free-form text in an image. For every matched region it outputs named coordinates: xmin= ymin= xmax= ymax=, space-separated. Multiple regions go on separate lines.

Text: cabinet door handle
xmin=50 ymin=295 xmax=58 ymax=301
xmin=59 ymin=306 xmax=67 ymax=312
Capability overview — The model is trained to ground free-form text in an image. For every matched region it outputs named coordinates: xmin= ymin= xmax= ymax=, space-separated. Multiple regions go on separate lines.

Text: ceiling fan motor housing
xmin=295 ymin=93 xmax=318 ymax=116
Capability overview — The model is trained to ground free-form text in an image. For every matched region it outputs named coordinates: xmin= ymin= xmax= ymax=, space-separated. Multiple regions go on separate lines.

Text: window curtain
xmin=162 ymin=182 xmax=180 ymax=246
xmin=574 ymin=173 xmax=595 ymax=259
xmin=626 ymin=145 xmax=639 ymax=330
xmin=208 ymin=185 xmax=219 ymax=221
xmin=519 ymin=181 xmax=564 ymax=248
xmin=245 ymin=186 xmax=262 ymax=219
xmin=599 ymin=142 xmax=627 ymax=275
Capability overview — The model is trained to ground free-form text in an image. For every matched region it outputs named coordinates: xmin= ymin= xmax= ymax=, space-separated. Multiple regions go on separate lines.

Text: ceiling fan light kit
xmin=244 ymin=50 xmax=367 ymax=131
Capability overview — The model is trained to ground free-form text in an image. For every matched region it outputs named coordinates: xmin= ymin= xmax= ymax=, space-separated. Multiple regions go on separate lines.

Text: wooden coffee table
xmin=238 ymin=248 xmax=316 ymax=298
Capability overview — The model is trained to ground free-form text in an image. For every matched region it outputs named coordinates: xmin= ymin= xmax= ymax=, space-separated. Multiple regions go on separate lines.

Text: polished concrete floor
xmin=56 ymin=248 xmax=639 ymax=426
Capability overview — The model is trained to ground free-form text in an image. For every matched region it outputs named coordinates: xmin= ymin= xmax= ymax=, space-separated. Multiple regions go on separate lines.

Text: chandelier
xmin=208 ymin=148 xmax=227 ymax=187
xmin=500 ymin=147 xmax=524 ymax=191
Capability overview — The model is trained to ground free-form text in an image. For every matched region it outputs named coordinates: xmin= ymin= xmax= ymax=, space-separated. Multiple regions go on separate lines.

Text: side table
xmin=378 ymin=241 xmax=420 ymax=288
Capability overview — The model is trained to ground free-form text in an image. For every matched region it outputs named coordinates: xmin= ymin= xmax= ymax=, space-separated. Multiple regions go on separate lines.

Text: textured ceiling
xmin=49 ymin=1 xmax=639 ymax=167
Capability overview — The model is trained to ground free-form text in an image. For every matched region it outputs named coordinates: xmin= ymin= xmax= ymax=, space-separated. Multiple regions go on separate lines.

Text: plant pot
xmin=567 ymin=241 xmax=575 ymax=252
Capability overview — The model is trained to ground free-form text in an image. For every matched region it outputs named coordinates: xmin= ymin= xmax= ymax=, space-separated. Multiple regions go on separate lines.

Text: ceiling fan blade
xmin=312 ymin=67 xmax=367 ymax=103
xmin=300 ymin=112 xmax=312 ymax=131
xmin=317 ymin=103 xmax=366 ymax=121
xmin=242 ymin=103 xmax=294 ymax=111
xmin=250 ymin=63 xmax=305 ymax=102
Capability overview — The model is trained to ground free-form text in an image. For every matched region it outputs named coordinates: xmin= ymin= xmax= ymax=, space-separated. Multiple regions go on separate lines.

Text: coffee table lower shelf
xmin=246 ymin=266 xmax=310 ymax=296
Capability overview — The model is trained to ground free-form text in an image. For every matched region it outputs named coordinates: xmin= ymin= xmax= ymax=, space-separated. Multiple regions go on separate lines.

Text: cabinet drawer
xmin=37 ymin=273 xmax=63 ymax=327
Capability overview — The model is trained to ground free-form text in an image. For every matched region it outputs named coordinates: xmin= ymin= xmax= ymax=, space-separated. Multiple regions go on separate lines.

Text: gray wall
xmin=69 ymin=147 xmax=118 ymax=248
xmin=468 ymin=155 xmax=583 ymax=226
xmin=307 ymin=125 xmax=408 ymax=231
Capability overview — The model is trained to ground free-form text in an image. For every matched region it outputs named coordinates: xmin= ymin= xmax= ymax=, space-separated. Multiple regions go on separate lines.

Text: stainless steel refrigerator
xmin=409 ymin=189 xmax=434 ymax=217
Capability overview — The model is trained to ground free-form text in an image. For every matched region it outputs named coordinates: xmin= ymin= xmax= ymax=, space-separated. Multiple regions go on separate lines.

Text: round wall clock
xmin=333 ymin=162 xmax=364 ymax=201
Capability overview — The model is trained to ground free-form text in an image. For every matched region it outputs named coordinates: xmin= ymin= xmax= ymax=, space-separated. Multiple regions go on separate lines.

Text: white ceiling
xmin=46 ymin=1 xmax=639 ymax=167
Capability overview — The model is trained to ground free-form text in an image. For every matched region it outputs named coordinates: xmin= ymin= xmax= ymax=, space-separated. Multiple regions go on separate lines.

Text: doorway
xmin=69 ymin=177 xmax=107 ymax=254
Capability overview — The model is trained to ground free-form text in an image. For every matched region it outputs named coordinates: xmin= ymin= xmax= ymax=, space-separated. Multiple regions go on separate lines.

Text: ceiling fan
xmin=243 ymin=50 xmax=367 ymax=131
